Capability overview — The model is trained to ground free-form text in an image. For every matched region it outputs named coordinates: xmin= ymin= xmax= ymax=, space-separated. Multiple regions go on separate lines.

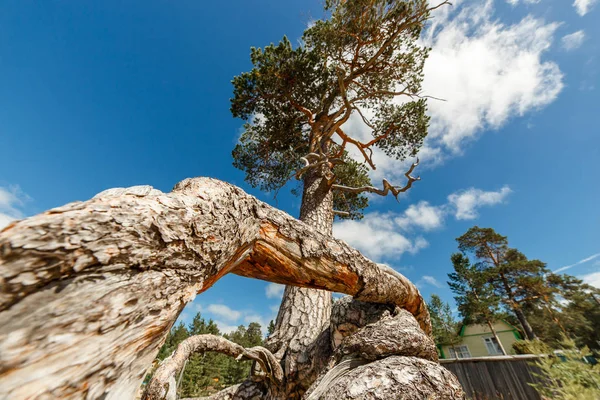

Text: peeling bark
xmin=0 ymin=177 xmax=432 ymax=399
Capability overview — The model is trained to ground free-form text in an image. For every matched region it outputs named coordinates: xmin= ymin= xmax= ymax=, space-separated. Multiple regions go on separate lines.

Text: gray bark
xmin=307 ymin=356 xmax=464 ymax=399
xmin=265 ymin=167 xmax=334 ymax=397
xmin=144 ymin=335 xmax=282 ymax=400
xmin=0 ymin=177 xmax=433 ymax=400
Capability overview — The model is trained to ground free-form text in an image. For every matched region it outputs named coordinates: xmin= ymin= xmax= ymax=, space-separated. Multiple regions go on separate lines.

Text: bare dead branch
xmin=332 ymin=159 xmax=420 ymax=200
xmin=0 ymin=177 xmax=431 ymax=398
xmin=143 ymin=335 xmax=282 ymax=400
xmin=333 ymin=210 xmax=350 ymax=217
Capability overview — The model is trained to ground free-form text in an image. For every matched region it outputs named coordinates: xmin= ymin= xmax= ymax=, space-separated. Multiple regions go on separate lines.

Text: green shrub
xmin=528 ymin=338 xmax=600 ymax=400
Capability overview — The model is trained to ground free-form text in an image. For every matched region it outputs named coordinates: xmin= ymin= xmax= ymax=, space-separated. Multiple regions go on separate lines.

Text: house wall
xmin=440 ymin=321 xmax=522 ymax=358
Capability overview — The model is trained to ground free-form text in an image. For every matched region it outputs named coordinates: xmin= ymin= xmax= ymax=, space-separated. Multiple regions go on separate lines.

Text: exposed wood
xmin=143 ymin=335 xmax=282 ymax=400
xmin=305 ymin=356 xmax=464 ymax=399
xmin=0 ymin=177 xmax=431 ymax=399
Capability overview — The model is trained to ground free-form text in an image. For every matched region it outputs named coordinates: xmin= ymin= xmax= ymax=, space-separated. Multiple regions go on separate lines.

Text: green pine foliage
xmin=447 ymin=252 xmax=504 ymax=327
xmin=147 ymin=313 xmax=266 ymax=398
xmin=231 ymin=0 xmax=435 ymax=219
xmin=449 ymin=226 xmax=600 ymax=354
xmin=427 ymin=294 xmax=460 ymax=347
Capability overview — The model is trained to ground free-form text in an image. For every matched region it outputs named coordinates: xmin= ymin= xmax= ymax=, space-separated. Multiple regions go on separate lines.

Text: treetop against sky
xmin=0 ymin=0 xmax=598 ymax=333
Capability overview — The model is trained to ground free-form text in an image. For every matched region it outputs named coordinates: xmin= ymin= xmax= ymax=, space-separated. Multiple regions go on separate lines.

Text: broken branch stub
xmin=0 ymin=177 xmax=430 ymax=399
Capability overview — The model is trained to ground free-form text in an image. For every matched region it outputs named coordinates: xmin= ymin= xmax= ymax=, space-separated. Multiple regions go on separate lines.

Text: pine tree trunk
xmin=486 ymin=321 xmax=507 ymax=356
xmin=0 ymin=177 xmax=452 ymax=399
xmin=513 ymin=306 xmax=536 ymax=341
xmin=266 ymin=167 xmax=334 ymax=398
xmin=499 ymin=273 xmax=536 ymax=341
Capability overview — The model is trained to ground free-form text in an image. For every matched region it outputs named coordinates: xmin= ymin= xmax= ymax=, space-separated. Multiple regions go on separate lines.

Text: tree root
xmin=143 ymin=335 xmax=282 ymax=400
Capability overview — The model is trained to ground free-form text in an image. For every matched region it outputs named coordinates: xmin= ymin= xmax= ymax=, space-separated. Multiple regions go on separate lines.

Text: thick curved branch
xmin=0 ymin=177 xmax=430 ymax=399
xmin=144 ymin=335 xmax=282 ymax=400
xmin=332 ymin=159 xmax=420 ymax=200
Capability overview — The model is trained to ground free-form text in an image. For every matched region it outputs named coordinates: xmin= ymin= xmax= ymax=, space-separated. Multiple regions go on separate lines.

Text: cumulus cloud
xmin=561 ymin=30 xmax=586 ymax=50
xmin=423 ymin=2 xmax=563 ymax=154
xmin=334 ymin=185 xmax=510 ymax=261
xmin=581 ymin=271 xmax=600 ymax=288
xmin=448 ymin=186 xmax=512 ymax=220
xmin=0 ymin=186 xmax=29 ymax=229
xmin=205 ymin=304 xmax=242 ymax=322
xmin=573 ymin=0 xmax=597 ymax=16
xmin=395 ymin=201 xmax=445 ymax=231
xmin=333 ymin=212 xmax=428 ymax=260
xmin=265 ymin=283 xmax=285 ymax=299
xmin=341 ymin=1 xmax=563 ymax=181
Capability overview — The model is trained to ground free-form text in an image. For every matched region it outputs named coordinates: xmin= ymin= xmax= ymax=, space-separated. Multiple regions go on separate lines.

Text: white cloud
xmin=561 ymin=30 xmax=586 ymax=51
xmin=212 ymin=320 xmax=240 ymax=335
xmin=422 ymin=2 xmax=563 ymax=154
xmin=573 ymin=0 xmax=597 ymax=16
xmin=555 ymin=253 xmax=600 ymax=273
xmin=421 ymin=275 xmax=443 ymax=288
xmin=334 ymin=185 xmax=510 ymax=261
xmin=0 ymin=186 xmax=29 ymax=230
xmin=448 ymin=186 xmax=512 ymax=220
xmin=506 ymin=0 xmax=540 ymax=5
xmin=395 ymin=201 xmax=445 ymax=231
xmin=581 ymin=271 xmax=600 ymax=288
xmin=265 ymin=283 xmax=285 ymax=299
xmin=333 ymin=212 xmax=428 ymax=260
xmin=341 ymin=1 xmax=563 ymax=180
xmin=205 ymin=304 xmax=242 ymax=322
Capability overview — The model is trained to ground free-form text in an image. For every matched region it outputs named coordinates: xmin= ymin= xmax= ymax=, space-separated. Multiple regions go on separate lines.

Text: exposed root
xmin=143 ymin=335 xmax=282 ymax=400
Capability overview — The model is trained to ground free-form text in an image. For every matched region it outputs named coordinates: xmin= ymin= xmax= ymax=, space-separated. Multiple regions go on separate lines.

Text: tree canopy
xmin=231 ymin=0 xmax=446 ymax=218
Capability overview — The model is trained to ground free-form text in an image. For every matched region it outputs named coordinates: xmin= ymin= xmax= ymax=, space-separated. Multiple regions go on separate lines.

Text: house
xmin=438 ymin=320 xmax=523 ymax=359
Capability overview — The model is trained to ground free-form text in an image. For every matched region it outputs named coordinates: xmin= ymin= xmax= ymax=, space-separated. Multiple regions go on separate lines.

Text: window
xmin=483 ymin=336 xmax=503 ymax=355
xmin=448 ymin=345 xmax=471 ymax=359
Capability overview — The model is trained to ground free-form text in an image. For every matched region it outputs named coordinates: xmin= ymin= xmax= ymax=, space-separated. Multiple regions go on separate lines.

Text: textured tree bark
xmin=144 ymin=335 xmax=282 ymax=400
xmin=265 ymin=167 xmax=335 ymax=398
xmin=304 ymin=297 xmax=462 ymax=399
xmin=513 ymin=306 xmax=536 ymax=341
xmin=0 ymin=177 xmax=432 ymax=400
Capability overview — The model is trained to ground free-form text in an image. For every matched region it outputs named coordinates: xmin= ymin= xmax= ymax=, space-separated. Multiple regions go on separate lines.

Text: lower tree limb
xmin=0 ymin=177 xmax=432 ymax=399
xmin=144 ymin=335 xmax=282 ymax=400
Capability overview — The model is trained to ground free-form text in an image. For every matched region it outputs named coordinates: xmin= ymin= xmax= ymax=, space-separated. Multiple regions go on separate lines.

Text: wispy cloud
xmin=205 ymin=304 xmax=242 ymax=321
xmin=418 ymin=275 xmax=443 ymax=288
xmin=0 ymin=185 xmax=29 ymax=230
xmin=573 ymin=0 xmax=598 ymax=16
xmin=265 ymin=283 xmax=285 ymax=299
xmin=212 ymin=320 xmax=240 ymax=335
xmin=506 ymin=0 xmax=541 ymax=5
xmin=555 ymin=253 xmax=600 ymax=273
xmin=561 ymin=30 xmax=586 ymax=51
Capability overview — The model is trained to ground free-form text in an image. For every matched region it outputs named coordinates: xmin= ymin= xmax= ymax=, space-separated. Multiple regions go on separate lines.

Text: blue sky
xmin=1 ymin=0 xmax=598 ymax=333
